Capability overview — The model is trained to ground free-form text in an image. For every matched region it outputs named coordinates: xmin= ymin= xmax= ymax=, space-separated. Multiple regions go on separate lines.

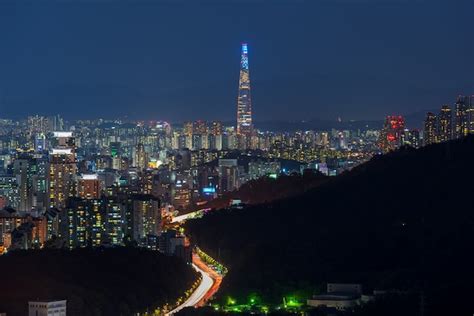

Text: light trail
xmin=193 ymin=256 xmax=222 ymax=307
xmin=166 ymin=259 xmax=214 ymax=315
xmin=171 ymin=208 xmax=210 ymax=223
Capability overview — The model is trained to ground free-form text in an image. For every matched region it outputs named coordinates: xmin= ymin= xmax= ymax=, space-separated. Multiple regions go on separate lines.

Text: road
xmin=166 ymin=254 xmax=215 ymax=315
xmin=171 ymin=208 xmax=210 ymax=223
xmin=193 ymin=254 xmax=223 ymax=307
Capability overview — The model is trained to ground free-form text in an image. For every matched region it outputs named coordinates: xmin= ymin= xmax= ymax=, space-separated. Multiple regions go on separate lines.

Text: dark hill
xmin=0 ymin=248 xmax=198 ymax=316
xmin=186 ymin=136 xmax=474 ymax=316
xmin=200 ymin=171 xmax=327 ymax=210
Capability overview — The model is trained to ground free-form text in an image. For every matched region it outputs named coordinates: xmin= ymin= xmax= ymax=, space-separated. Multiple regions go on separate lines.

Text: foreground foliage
xmin=0 ymin=247 xmax=198 ymax=315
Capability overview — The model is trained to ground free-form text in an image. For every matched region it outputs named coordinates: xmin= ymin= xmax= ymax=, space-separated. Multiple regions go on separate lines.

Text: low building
xmin=28 ymin=300 xmax=66 ymax=316
xmin=307 ymin=283 xmax=362 ymax=310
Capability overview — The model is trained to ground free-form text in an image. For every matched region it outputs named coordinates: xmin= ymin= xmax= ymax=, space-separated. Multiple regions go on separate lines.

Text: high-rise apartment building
xmin=424 ymin=112 xmax=437 ymax=146
xmin=48 ymin=132 xmax=77 ymax=209
xmin=438 ymin=105 xmax=452 ymax=142
xmin=218 ymin=159 xmax=239 ymax=193
xmin=130 ymin=195 xmax=161 ymax=241
xmin=13 ymin=156 xmax=34 ymax=212
xmin=401 ymin=129 xmax=421 ymax=149
xmin=78 ymin=174 xmax=101 ymax=199
xmin=193 ymin=120 xmax=207 ymax=135
xmin=454 ymin=95 xmax=470 ymax=138
xmin=211 ymin=121 xmax=223 ymax=135
xmin=134 ymin=143 xmax=148 ymax=170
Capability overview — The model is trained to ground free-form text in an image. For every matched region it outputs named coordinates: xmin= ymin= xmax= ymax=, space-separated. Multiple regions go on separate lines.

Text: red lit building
xmin=78 ymin=174 xmax=101 ymax=199
xmin=379 ymin=115 xmax=405 ymax=152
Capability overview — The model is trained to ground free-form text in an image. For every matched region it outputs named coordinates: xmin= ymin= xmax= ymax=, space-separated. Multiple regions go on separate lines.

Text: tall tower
xmin=236 ymin=43 xmax=253 ymax=136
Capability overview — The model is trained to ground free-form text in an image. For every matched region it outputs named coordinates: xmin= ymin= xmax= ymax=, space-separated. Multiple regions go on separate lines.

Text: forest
xmin=186 ymin=136 xmax=474 ymax=316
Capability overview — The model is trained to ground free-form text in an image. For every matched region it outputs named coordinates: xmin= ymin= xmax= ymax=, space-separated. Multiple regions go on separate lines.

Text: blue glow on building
xmin=203 ymin=187 xmax=216 ymax=195
xmin=242 ymin=43 xmax=248 ymax=54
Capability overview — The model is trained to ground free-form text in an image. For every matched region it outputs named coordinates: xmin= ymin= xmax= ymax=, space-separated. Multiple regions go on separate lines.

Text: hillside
xmin=0 ymin=248 xmax=198 ymax=316
xmin=186 ymin=136 xmax=474 ymax=315
xmin=200 ymin=171 xmax=327 ymax=210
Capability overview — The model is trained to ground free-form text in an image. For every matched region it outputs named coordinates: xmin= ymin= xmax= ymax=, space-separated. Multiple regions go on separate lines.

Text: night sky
xmin=0 ymin=0 xmax=473 ymax=122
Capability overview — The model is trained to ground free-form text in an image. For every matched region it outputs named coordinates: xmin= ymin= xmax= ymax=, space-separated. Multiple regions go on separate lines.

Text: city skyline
xmin=1 ymin=1 xmax=474 ymax=316
xmin=1 ymin=0 xmax=474 ymax=122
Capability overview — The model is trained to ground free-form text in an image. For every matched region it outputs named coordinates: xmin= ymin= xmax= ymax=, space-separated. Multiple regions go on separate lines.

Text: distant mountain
xmin=186 ymin=136 xmax=474 ymax=316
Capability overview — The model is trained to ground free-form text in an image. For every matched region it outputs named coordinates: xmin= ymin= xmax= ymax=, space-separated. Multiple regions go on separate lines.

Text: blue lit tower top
xmin=241 ymin=43 xmax=249 ymax=70
xmin=236 ymin=43 xmax=253 ymax=136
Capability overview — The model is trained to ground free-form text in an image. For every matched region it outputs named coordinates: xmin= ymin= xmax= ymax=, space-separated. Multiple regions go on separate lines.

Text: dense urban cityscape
xmin=1 ymin=1 xmax=474 ymax=315
xmin=0 ymin=42 xmax=473 ymax=315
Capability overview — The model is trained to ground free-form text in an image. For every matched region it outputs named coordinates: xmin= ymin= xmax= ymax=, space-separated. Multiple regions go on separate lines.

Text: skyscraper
xmin=379 ymin=116 xmax=405 ymax=152
xmin=236 ymin=43 xmax=253 ymax=136
xmin=438 ymin=105 xmax=452 ymax=142
xmin=424 ymin=112 xmax=437 ymax=146
xmin=49 ymin=132 xmax=77 ymax=209
xmin=454 ymin=95 xmax=469 ymax=139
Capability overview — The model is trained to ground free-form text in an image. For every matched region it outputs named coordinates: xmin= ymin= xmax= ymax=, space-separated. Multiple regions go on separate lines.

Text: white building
xmin=28 ymin=300 xmax=66 ymax=316
xmin=307 ymin=283 xmax=362 ymax=310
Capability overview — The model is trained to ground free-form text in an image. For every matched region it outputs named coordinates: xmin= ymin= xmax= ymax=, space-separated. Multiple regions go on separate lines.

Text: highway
xmin=166 ymin=256 xmax=214 ymax=315
xmin=171 ymin=208 xmax=210 ymax=223
xmin=166 ymin=209 xmax=222 ymax=315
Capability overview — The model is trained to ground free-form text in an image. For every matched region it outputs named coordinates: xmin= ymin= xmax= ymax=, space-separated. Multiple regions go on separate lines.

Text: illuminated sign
xmin=203 ymin=187 xmax=216 ymax=194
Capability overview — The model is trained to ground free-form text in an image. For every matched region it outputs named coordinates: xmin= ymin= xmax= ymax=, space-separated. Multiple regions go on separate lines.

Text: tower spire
xmin=236 ymin=43 xmax=253 ymax=136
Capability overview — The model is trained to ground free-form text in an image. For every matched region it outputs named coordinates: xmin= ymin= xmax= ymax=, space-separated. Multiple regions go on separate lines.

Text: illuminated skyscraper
xmin=438 ymin=105 xmax=452 ymax=142
xmin=78 ymin=174 xmax=101 ymax=199
xmin=48 ymin=132 xmax=77 ymax=209
xmin=454 ymin=95 xmax=470 ymax=139
xmin=424 ymin=112 xmax=437 ymax=146
xmin=401 ymin=129 xmax=420 ymax=149
xmin=379 ymin=116 xmax=405 ymax=152
xmin=236 ymin=43 xmax=253 ymax=136
xmin=134 ymin=143 xmax=148 ymax=170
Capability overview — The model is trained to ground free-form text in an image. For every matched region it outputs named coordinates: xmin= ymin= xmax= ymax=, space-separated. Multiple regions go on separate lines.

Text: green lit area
xmin=213 ymin=294 xmax=307 ymax=314
xmin=195 ymin=247 xmax=228 ymax=275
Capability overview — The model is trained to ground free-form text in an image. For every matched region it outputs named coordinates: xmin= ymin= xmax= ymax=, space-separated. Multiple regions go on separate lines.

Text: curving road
xmin=171 ymin=208 xmax=210 ymax=223
xmin=166 ymin=257 xmax=214 ymax=315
